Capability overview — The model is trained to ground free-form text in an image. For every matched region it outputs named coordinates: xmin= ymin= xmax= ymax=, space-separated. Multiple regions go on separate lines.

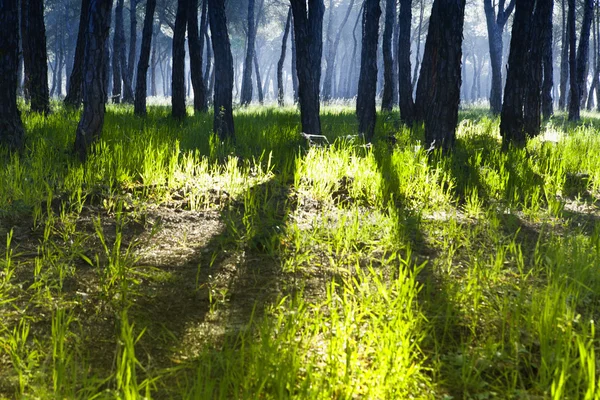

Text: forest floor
xmin=1 ymin=104 xmax=600 ymax=399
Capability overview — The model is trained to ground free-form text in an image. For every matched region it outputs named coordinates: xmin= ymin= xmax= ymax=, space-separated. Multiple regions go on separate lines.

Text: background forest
xmin=2 ymin=0 xmax=600 ymax=399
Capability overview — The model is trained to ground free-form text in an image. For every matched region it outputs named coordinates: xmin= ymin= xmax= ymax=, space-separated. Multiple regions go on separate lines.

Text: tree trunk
xmin=291 ymin=0 xmax=325 ymax=135
xmin=74 ymin=0 xmax=113 ymax=159
xmin=172 ymin=0 xmax=188 ymax=119
xmin=381 ymin=0 xmax=396 ymax=111
xmin=290 ymin=18 xmax=299 ymax=104
xmin=204 ymin=27 xmax=212 ymax=92
xmin=112 ymin=0 xmax=123 ymax=103
xmin=322 ymin=0 xmax=354 ymax=102
xmin=559 ymin=0 xmax=568 ymax=110
xmin=21 ymin=0 xmax=51 ymax=114
xmin=253 ymin=51 xmax=264 ymax=104
xmin=345 ymin=4 xmax=362 ymax=99
xmin=414 ymin=0 xmax=466 ymax=151
xmin=0 ymin=0 xmax=25 ymax=150
xmin=411 ymin=0 xmax=424 ymax=90
xmin=65 ymin=0 xmax=90 ymax=107
xmin=398 ymin=0 xmax=415 ymax=125
xmin=240 ymin=0 xmax=256 ymax=106
xmin=500 ymin=0 xmax=551 ymax=146
xmin=134 ymin=0 xmax=156 ymax=116
xmin=541 ymin=0 xmax=554 ymax=118
xmin=188 ymin=0 xmax=208 ymax=113
xmin=208 ymin=0 xmax=235 ymax=139
xmin=574 ymin=0 xmax=594 ymax=117
xmin=277 ymin=8 xmax=292 ymax=106
xmin=128 ymin=0 xmax=137 ymax=85
xmin=483 ymin=0 xmax=515 ymax=115
xmin=357 ymin=0 xmax=381 ymax=141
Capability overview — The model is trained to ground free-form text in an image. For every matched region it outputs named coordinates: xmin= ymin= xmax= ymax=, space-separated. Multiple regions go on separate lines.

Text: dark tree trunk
xmin=571 ymin=0 xmax=594 ymax=120
xmin=208 ymin=0 xmax=234 ymax=139
xmin=253 ymin=51 xmax=264 ymax=104
xmin=240 ymin=0 xmax=256 ymax=106
xmin=345 ymin=4 xmax=362 ymax=99
xmin=398 ymin=0 xmax=414 ymax=125
xmin=65 ymin=0 xmax=90 ymax=108
xmin=188 ymin=0 xmax=207 ymax=113
xmin=134 ymin=0 xmax=156 ymax=116
xmin=277 ymin=8 xmax=292 ymax=106
xmin=112 ymin=0 xmax=123 ymax=103
xmin=0 ymin=0 xmax=25 ymax=150
xmin=203 ymin=27 xmax=212 ymax=91
xmin=559 ymin=0 xmax=568 ymax=110
xmin=21 ymin=0 xmax=50 ymax=114
xmin=541 ymin=0 xmax=554 ymax=119
xmin=322 ymin=0 xmax=354 ymax=102
xmin=414 ymin=0 xmax=466 ymax=151
xmin=500 ymin=0 xmax=551 ymax=146
xmin=357 ymin=0 xmax=381 ymax=141
xmin=74 ymin=0 xmax=113 ymax=159
xmin=150 ymin=29 xmax=157 ymax=96
xmin=128 ymin=0 xmax=137 ymax=84
xmin=290 ymin=18 xmax=299 ymax=104
xmin=291 ymin=0 xmax=325 ymax=135
xmin=381 ymin=0 xmax=396 ymax=111
xmin=172 ymin=0 xmax=188 ymax=119
xmin=483 ymin=0 xmax=515 ymax=115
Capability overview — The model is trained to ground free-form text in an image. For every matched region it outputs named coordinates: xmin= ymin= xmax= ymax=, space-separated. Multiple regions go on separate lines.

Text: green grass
xmin=1 ymin=103 xmax=600 ymax=398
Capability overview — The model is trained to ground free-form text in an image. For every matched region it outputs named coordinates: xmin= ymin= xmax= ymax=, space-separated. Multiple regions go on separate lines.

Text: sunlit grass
xmin=0 ymin=104 xmax=600 ymax=398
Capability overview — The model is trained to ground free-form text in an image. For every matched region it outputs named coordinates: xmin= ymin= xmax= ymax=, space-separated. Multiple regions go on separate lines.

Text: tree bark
xmin=172 ymin=0 xmax=188 ymax=119
xmin=21 ymin=0 xmax=51 ymax=114
xmin=572 ymin=0 xmax=594 ymax=120
xmin=240 ymin=0 xmax=256 ymax=106
xmin=253 ymin=51 xmax=264 ymax=104
xmin=290 ymin=15 xmax=299 ymax=104
xmin=398 ymin=0 xmax=415 ymax=125
xmin=208 ymin=0 xmax=234 ymax=139
xmin=277 ymin=8 xmax=292 ymax=106
xmin=541 ymin=0 xmax=554 ymax=118
xmin=0 ymin=0 xmax=25 ymax=150
xmin=291 ymin=0 xmax=325 ymax=135
xmin=381 ymin=0 xmax=396 ymax=111
xmin=128 ymin=0 xmax=137 ymax=85
xmin=74 ymin=0 xmax=113 ymax=159
xmin=483 ymin=0 xmax=515 ymax=115
xmin=411 ymin=0 xmax=424 ymax=90
xmin=357 ymin=0 xmax=381 ymax=141
xmin=500 ymin=0 xmax=551 ymax=146
xmin=414 ymin=0 xmax=466 ymax=151
xmin=134 ymin=0 xmax=156 ymax=116
xmin=65 ymin=0 xmax=90 ymax=108
xmin=559 ymin=0 xmax=569 ymax=110
xmin=112 ymin=0 xmax=123 ymax=103
xmin=188 ymin=0 xmax=208 ymax=113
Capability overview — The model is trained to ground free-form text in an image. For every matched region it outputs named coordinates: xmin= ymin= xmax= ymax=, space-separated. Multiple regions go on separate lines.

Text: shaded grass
xmin=1 ymin=104 xmax=600 ymax=398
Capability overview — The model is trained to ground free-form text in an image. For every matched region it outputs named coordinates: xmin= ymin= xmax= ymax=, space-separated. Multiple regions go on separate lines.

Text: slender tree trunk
xmin=414 ymin=0 xmax=466 ymax=151
xmin=134 ymin=0 xmax=156 ymax=115
xmin=567 ymin=0 xmax=577 ymax=119
xmin=575 ymin=0 xmax=594 ymax=115
xmin=150 ymin=29 xmax=157 ymax=97
xmin=128 ymin=0 xmax=137 ymax=84
xmin=112 ymin=0 xmax=123 ymax=103
xmin=346 ymin=4 xmax=362 ymax=98
xmin=398 ymin=0 xmax=415 ymax=125
xmin=74 ymin=0 xmax=114 ymax=159
xmin=240 ymin=0 xmax=256 ymax=106
xmin=189 ymin=0 xmax=207 ymax=113
xmin=203 ymin=15 xmax=212 ymax=90
xmin=381 ymin=0 xmax=396 ymax=111
xmin=65 ymin=0 xmax=90 ymax=107
xmin=208 ymin=0 xmax=234 ymax=139
xmin=0 ymin=0 xmax=25 ymax=150
xmin=483 ymin=0 xmax=515 ymax=114
xmin=253 ymin=51 xmax=264 ymax=104
xmin=411 ymin=0 xmax=424 ymax=90
xmin=559 ymin=0 xmax=568 ymax=110
xmin=357 ymin=0 xmax=381 ymax=141
xmin=322 ymin=0 xmax=354 ymax=102
xmin=277 ymin=8 xmax=292 ymax=106
xmin=392 ymin=18 xmax=399 ymax=103
xmin=290 ymin=18 xmax=299 ymax=104
xmin=21 ymin=0 xmax=51 ymax=114
xmin=541 ymin=0 xmax=554 ymax=118
xmin=291 ymin=0 xmax=325 ymax=135
xmin=172 ymin=0 xmax=188 ymax=119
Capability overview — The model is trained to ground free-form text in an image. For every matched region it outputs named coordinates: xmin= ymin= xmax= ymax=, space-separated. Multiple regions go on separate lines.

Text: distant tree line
xmin=2 ymin=0 xmax=600 ymax=156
